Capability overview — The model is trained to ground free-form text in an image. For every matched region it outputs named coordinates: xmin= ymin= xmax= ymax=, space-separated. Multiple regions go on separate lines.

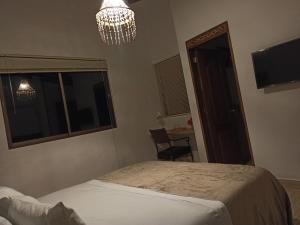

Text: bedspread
xmin=100 ymin=161 xmax=293 ymax=225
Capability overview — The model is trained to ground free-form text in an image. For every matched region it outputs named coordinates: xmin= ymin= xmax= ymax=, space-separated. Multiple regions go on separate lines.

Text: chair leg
xmin=191 ymin=151 xmax=194 ymax=162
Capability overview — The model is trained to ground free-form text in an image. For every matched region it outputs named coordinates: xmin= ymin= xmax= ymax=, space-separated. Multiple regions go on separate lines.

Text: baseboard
xmin=279 ymin=179 xmax=300 ymax=187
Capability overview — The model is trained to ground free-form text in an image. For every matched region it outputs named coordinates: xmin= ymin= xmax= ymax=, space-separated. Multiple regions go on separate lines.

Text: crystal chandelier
xmin=96 ymin=0 xmax=137 ymax=45
xmin=16 ymin=80 xmax=36 ymax=98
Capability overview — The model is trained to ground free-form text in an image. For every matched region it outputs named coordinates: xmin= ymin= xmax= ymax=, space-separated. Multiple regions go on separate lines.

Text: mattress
xmin=100 ymin=161 xmax=293 ymax=225
xmin=39 ymin=180 xmax=232 ymax=225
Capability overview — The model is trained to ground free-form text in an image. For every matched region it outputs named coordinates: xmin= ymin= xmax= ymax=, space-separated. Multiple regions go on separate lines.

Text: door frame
xmin=186 ymin=21 xmax=255 ymax=165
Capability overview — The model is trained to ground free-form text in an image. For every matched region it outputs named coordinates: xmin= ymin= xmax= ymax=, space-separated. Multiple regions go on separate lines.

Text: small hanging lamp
xmin=16 ymin=79 xmax=36 ymax=98
xmin=96 ymin=0 xmax=137 ymax=45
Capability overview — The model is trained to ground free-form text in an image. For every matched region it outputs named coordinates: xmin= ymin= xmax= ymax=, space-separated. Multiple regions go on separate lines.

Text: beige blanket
xmin=100 ymin=161 xmax=293 ymax=225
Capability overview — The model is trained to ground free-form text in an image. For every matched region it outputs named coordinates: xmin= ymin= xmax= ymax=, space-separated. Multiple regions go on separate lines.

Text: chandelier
xmin=16 ymin=79 xmax=36 ymax=98
xmin=96 ymin=0 xmax=136 ymax=45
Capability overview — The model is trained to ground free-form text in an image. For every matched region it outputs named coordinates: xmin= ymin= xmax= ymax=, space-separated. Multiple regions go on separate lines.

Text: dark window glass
xmin=1 ymin=73 xmax=68 ymax=143
xmin=62 ymin=71 xmax=115 ymax=133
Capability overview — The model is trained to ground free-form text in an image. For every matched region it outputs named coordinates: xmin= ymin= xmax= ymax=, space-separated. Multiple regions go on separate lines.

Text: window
xmin=0 ymin=71 xmax=116 ymax=148
xmin=155 ymin=55 xmax=190 ymax=116
xmin=1 ymin=73 xmax=68 ymax=143
xmin=61 ymin=72 xmax=115 ymax=133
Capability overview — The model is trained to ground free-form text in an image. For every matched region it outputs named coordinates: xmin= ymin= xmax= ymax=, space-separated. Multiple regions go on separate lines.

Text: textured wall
xmin=171 ymin=0 xmax=300 ymax=180
xmin=0 ymin=0 xmax=175 ymax=196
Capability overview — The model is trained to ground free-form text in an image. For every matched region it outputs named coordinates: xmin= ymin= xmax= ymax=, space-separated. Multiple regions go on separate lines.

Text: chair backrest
xmin=149 ymin=128 xmax=171 ymax=145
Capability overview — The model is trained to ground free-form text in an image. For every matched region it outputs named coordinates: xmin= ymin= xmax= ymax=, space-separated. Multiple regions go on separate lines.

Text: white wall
xmin=139 ymin=0 xmax=180 ymax=64
xmin=0 ymin=0 xmax=173 ymax=196
xmin=107 ymin=0 xmax=180 ymax=167
xmin=170 ymin=0 xmax=300 ymax=180
xmin=137 ymin=0 xmax=195 ymax=137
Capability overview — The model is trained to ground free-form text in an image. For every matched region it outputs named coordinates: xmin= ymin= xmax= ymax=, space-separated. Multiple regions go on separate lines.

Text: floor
xmin=281 ymin=180 xmax=300 ymax=225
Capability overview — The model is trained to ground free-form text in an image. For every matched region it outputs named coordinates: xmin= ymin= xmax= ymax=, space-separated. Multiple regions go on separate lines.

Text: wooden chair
xmin=149 ymin=128 xmax=194 ymax=162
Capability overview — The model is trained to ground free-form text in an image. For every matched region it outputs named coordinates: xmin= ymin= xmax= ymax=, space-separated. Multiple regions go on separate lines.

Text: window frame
xmin=0 ymin=70 xmax=116 ymax=149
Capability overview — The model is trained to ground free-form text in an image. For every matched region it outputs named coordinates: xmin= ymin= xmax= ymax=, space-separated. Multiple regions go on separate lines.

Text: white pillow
xmin=0 ymin=187 xmax=23 ymax=199
xmin=0 ymin=186 xmax=39 ymax=204
xmin=7 ymin=198 xmax=49 ymax=225
xmin=0 ymin=216 xmax=12 ymax=225
xmin=47 ymin=202 xmax=86 ymax=225
xmin=0 ymin=198 xmax=85 ymax=225
xmin=10 ymin=195 xmax=39 ymax=204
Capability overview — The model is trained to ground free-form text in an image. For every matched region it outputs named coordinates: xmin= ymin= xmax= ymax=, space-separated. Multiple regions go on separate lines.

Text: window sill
xmin=8 ymin=125 xmax=116 ymax=150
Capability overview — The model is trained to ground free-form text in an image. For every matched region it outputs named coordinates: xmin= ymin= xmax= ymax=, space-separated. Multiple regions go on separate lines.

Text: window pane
xmin=62 ymin=71 xmax=115 ymax=133
xmin=1 ymin=73 xmax=68 ymax=143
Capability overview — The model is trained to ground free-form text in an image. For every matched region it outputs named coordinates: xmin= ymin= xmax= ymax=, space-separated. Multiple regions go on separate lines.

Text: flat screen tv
xmin=252 ymin=37 xmax=300 ymax=89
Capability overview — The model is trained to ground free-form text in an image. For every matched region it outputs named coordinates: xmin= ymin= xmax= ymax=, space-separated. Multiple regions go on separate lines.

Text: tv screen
xmin=252 ymin=38 xmax=300 ymax=89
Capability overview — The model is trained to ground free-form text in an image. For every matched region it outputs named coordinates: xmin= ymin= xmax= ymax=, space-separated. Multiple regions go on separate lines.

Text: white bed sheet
xmin=39 ymin=180 xmax=232 ymax=225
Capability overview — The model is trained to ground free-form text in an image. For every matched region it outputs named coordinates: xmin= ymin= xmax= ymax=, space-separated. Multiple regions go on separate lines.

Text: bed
xmin=39 ymin=161 xmax=293 ymax=225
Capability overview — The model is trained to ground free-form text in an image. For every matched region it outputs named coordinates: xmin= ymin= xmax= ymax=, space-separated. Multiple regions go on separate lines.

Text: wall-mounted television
xmin=252 ymin=37 xmax=300 ymax=89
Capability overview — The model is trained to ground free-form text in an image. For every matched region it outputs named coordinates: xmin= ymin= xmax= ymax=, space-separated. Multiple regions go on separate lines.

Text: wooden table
xmin=167 ymin=127 xmax=200 ymax=162
xmin=167 ymin=127 xmax=194 ymax=137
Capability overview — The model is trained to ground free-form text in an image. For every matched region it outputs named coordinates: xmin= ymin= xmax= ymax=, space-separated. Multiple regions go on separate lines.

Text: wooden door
xmin=187 ymin=22 xmax=253 ymax=165
xmin=190 ymin=47 xmax=251 ymax=164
